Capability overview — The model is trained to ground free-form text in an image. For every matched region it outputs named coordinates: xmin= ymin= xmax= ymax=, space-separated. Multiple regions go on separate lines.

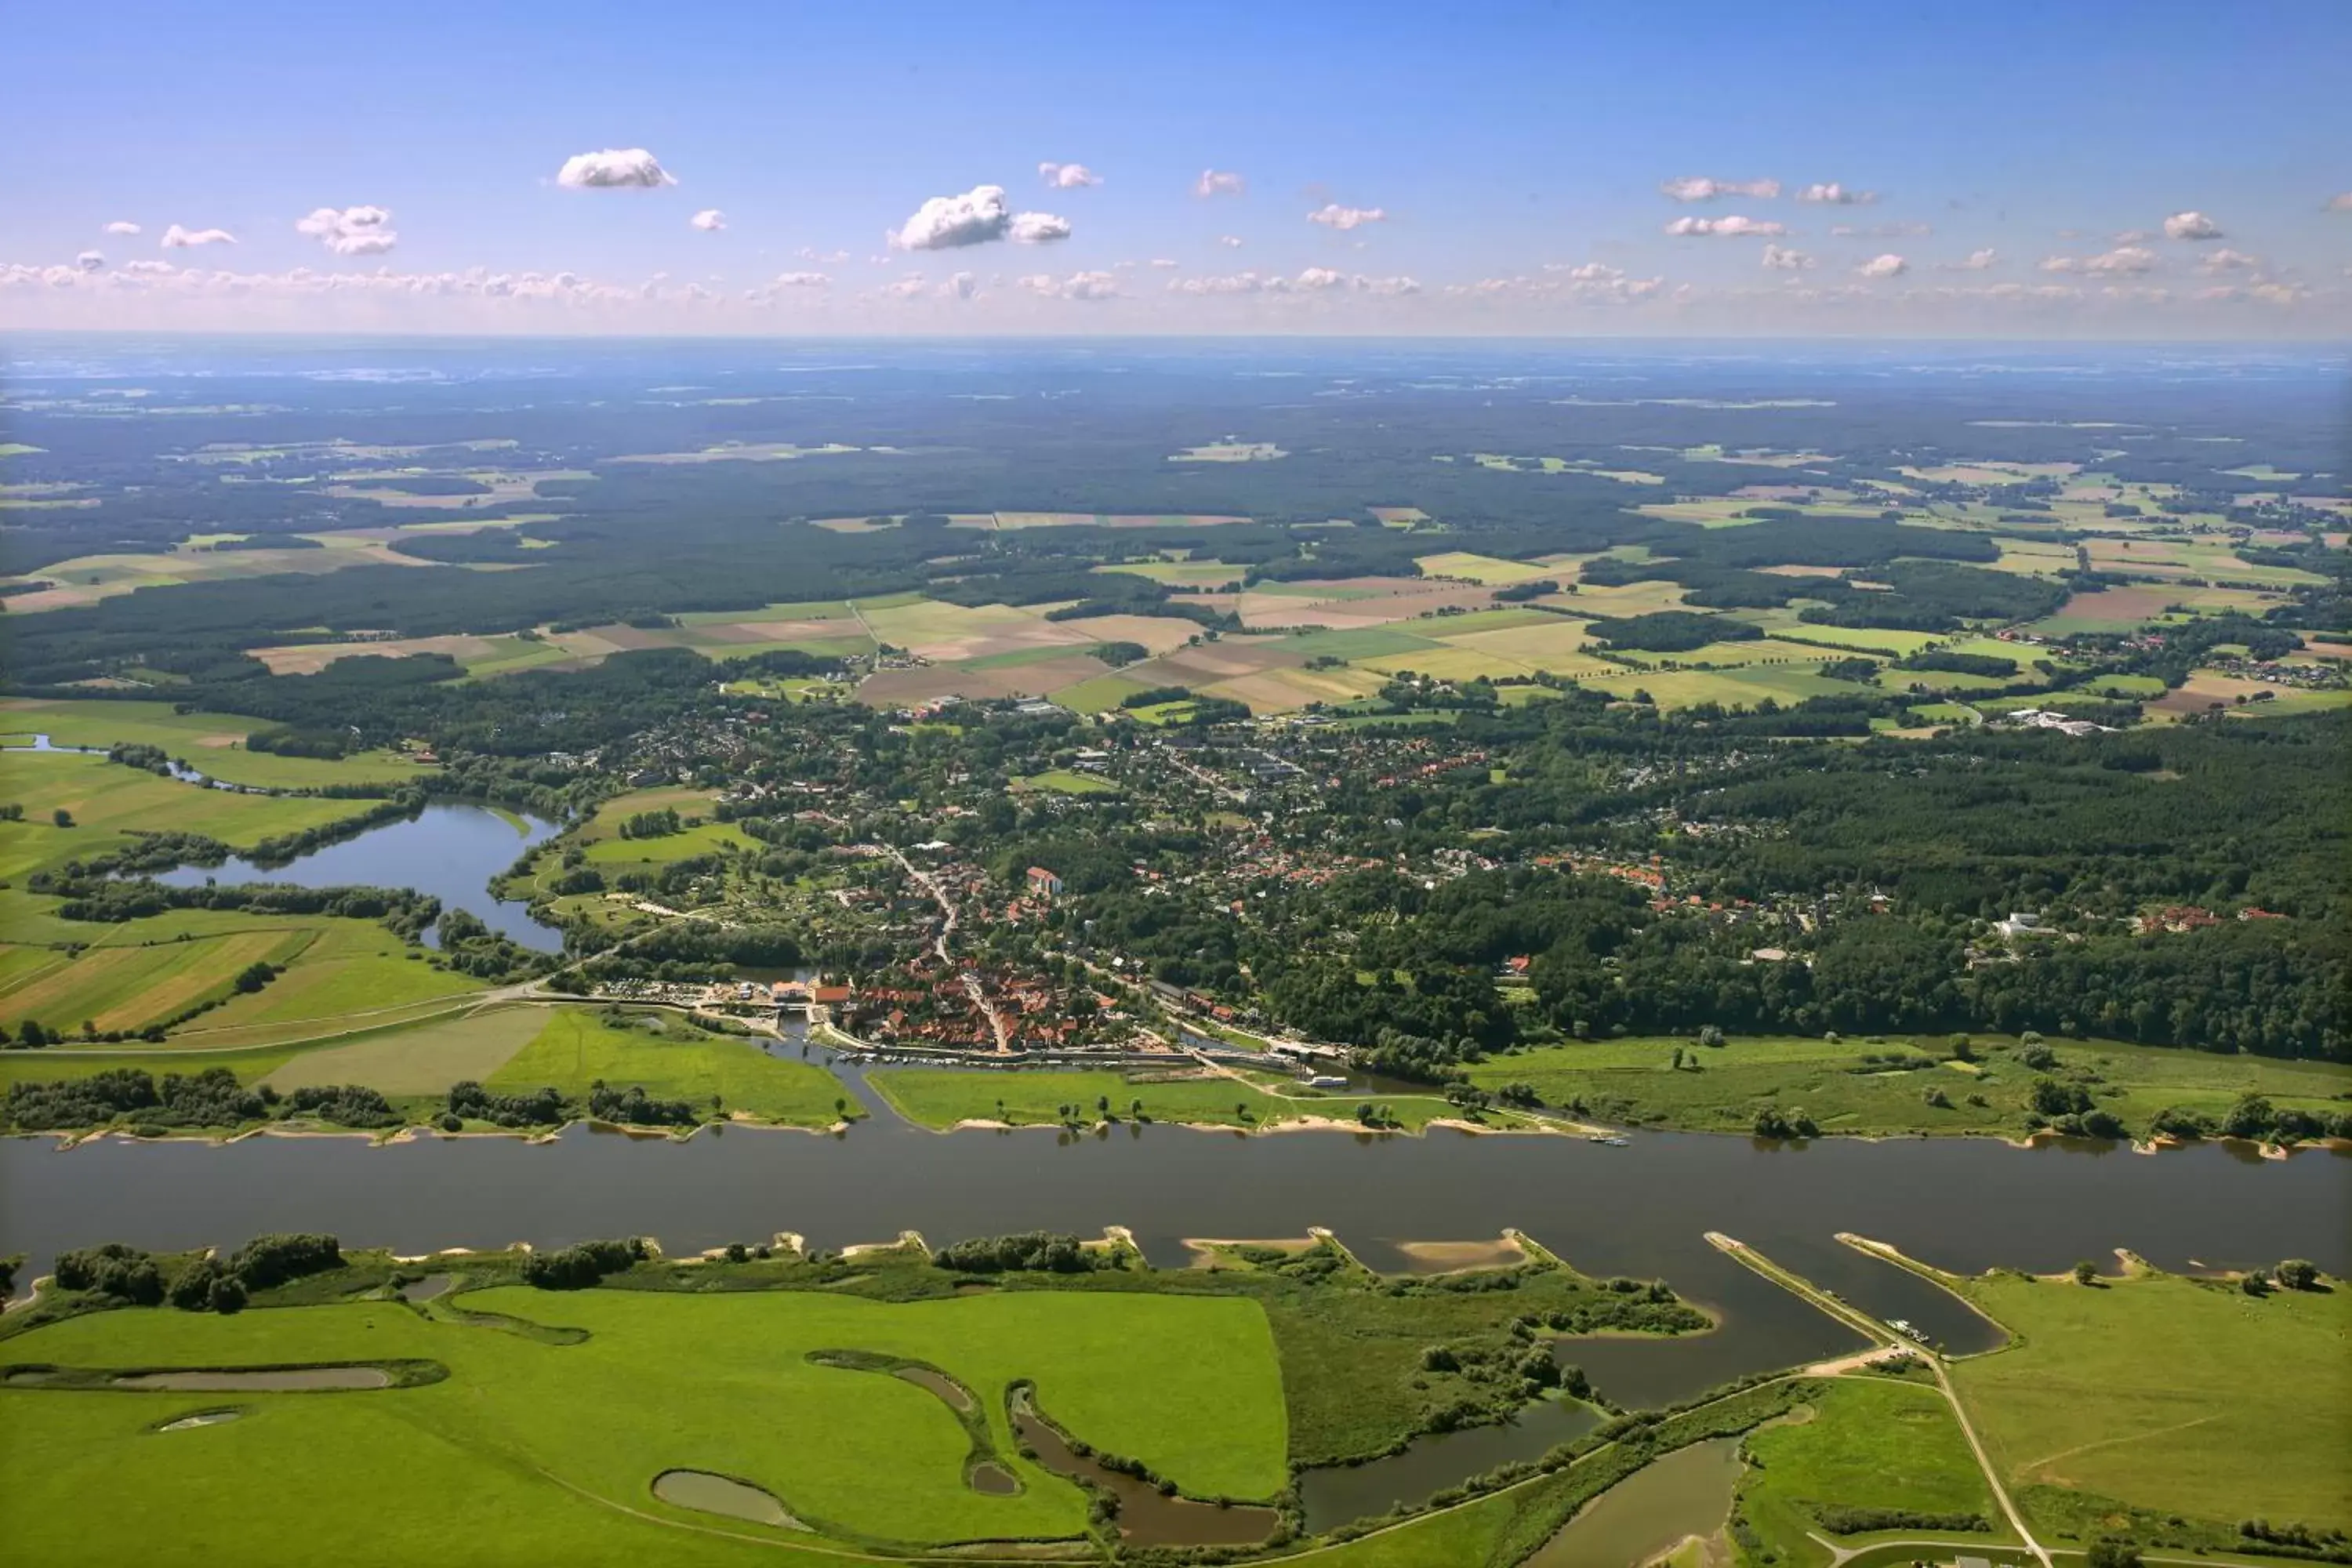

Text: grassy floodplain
xmin=0 ymin=1285 xmax=1285 ymax=1556
xmin=0 ymin=1227 xmax=1737 ymax=1563
xmin=866 ymin=1065 xmax=1533 ymax=1134
xmin=1731 ymin=1371 xmax=2002 ymax=1564
xmin=1945 ymin=1264 xmax=2352 ymax=1542
xmin=1464 ymin=1032 xmax=2352 ymax=1140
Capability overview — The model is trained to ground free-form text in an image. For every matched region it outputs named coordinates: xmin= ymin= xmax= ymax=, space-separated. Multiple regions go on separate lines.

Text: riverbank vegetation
xmin=863 ymin=1065 xmax=1524 ymax=1135
xmin=1463 ymin=1031 xmax=2352 ymax=1145
xmin=0 ymin=1005 xmax=861 ymax=1136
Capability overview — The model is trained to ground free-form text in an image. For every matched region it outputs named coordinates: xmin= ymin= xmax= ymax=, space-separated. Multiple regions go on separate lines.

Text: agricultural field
xmin=1097 ymin=557 xmax=1247 ymax=588
xmin=1414 ymin=551 xmax=1559 ymax=586
xmin=256 ymin=1005 xmax=548 ymax=1098
xmin=0 ymin=928 xmax=307 ymax=1036
xmin=1464 ymin=1033 xmax=2352 ymax=1140
xmin=1947 ymin=1266 xmax=2352 ymax=1540
xmin=0 ymin=530 xmax=444 ymax=614
xmin=0 ymin=699 xmax=437 ymax=789
xmin=485 ymin=1008 xmax=862 ymax=1127
xmin=0 ymin=1284 xmax=1287 ymax=1557
xmin=2 ymin=901 xmax=485 ymax=1045
xmin=252 ymin=630 xmax=577 ymax=681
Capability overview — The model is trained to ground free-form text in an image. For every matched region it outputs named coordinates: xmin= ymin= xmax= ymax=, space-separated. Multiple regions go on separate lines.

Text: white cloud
xmin=1194 ymin=169 xmax=1246 ymax=198
xmin=1760 ymin=245 xmax=1813 ymax=270
xmin=879 ymin=274 xmax=928 ymax=300
xmin=1008 ymin=210 xmax=1073 ymax=244
xmin=942 ymin=271 xmax=977 ymax=300
xmin=1038 ymin=162 xmax=1101 ymax=190
xmin=295 ymin=205 xmax=397 ymax=256
xmin=103 ymin=220 xmax=141 ymax=237
xmin=1831 ymin=220 xmax=1931 ymax=238
xmin=1217 ymin=234 xmax=1243 ymax=248
xmin=891 ymin=186 xmax=1007 ymax=249
xmin=798 ymin=247 xmax=849 ymax=263
xmin=690 ymin=209 xmax=727 ymax=232
xmin=119 ymin=260 xmax=176 ymax=277
xmin=2329 ymin=193 xmax=2352 ymax=213
xmin=2162 ymin=210 xmax=2223 ymax=241
xmin=1446 ymin=267 xmax=1661 ymax=304
xmin=890 ymin=186 xmax=1071 ymax=249
xmin=556 ymin=148 xmax=675 ymax=189
xmin=1660 ymin=176 xmax=1780 ymax=201
xmin=1149 ymin=258 xmax=1180 ymax=269
xmin=1664 ymin=215 xmax=1786 ymax=238
xmin=1167 ymin=267 xmax=1418 ymax=299
xmin=1307 ymin=203 xmax=1386 ymax=230
xmin=2198 ymin=249 xmax=2263 ymax=274
xmin=1021 ymin=270 xmax=1120 ymax=300
xmin=75 ymin=250 xmax=105 ymax=272
xmin=771 ymin=271 xmax=831 ymax=289
xmin=1940 ymin=249 xmax=1999 ymax=271
xmin=162 ymin=224 xmax=236 ymax=249
xmin=1857 ymin=253 xmax=1908 ymax=279
xmin=1796 ymin=183 xmax=1877 ymax=205
xmin=2040 ymin=245 xmax=2158 ymax=275
xmin=2112 ymin=229 xmax=2153 ymax=243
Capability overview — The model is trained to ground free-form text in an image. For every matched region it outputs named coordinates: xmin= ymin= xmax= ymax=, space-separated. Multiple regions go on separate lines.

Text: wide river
xmin=5 ymin=1070 xmax=2343 ymax=1407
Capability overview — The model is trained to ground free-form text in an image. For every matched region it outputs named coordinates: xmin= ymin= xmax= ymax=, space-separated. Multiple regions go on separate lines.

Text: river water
xmin=154 ymin=802 xmax=563 ymax=950
xmin=5 ymin=1088 xmax=2341 ymax=1392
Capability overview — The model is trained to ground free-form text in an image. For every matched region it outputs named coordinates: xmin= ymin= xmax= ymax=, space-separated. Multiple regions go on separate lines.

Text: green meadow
xmin=0 ymin=1285 xmax=1287 ymax=1557
xmin=485 ymin=1007 xmax=862 ymax=1127
xmin=1733 ymin=1373 xmax=2002 ymax=1564
xmin=1947 ymin=1266 xmax=2352 ymax=1538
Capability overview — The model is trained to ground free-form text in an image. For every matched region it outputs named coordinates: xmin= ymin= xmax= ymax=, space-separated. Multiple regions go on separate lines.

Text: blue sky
xmin=4 ymin=0 xmax=2347 ymax=336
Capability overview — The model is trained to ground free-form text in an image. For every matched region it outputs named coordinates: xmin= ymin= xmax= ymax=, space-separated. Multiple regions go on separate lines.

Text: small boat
xmin=1588 ymin=1134 xmax=1631 ymax=1147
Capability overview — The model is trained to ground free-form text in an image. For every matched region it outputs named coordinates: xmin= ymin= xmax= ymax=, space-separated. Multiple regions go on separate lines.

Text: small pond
xmin=1300 ymin=1393 xmax=1602 ymax=1534
xmin=1012 ymin=1389 xmax=1278 ymax=1547
xmin=113 ymin=1366 xmax=393 ymax=1392
xmin=155 ymin=1409 xmax=245 ymax=1432
xmin=652 ymin=1469 xmax=806 ymax=1528
xmin=1523 ymin=1436 xmax=1742 ymax=1566
xmin=155 ymin=803 xmax=564 ymax=951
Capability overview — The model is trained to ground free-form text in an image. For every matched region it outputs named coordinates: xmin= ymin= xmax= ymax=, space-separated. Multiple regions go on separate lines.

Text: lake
xmin=155 ymin=802 xmax=564 ymax=951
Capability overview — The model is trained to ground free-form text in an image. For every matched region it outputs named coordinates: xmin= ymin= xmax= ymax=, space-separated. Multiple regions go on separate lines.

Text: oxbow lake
xmin=155 ymin=802 xmax=563 ymax=951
